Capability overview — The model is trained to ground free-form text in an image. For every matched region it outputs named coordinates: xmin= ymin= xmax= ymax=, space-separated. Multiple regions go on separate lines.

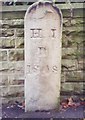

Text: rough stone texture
xmin=9 ymin=50 xmax=24 ymax=61
xmin=0 ymin=4 xmax=84 ymax=103
xmin=15 ymin=37 xmax=24 ymax=48
xmin=1 ymin=29 xmax=14 ymax=37
xmin=0 ymin=51 xmax=7 ymax=61
xmin=61 ymin=82 xmax=84 ymax=93
xmin=15 ymin=29 xmax=24 ymax=37
xmin=24 ymin=1 xmax=62 ymax=111
xmin=1 ymin=37 xmax=15 ymax=49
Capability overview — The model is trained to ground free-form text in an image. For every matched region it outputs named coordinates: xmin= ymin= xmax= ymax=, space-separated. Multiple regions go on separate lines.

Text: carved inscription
xmin=30 ymin=28 xmax=57 ymax=38
xmin=26 ymin=65 xmax=57 ymax=74
xmin=38 ymin=47 xmax=47 ymax=56
xmin=25 ymin=1 xmax=62 ymax=112
xmin=30 ymin=29 xmax=42 ymax=38
xmin=51 ymin=29 xmax=56 ymax=38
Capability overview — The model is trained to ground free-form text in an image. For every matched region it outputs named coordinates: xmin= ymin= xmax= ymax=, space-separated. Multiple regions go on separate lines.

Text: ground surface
xmin=2 ymin=96 xmax=85 ymax=119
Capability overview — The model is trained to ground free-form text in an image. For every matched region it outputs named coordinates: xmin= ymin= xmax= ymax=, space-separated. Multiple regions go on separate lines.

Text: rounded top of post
xmin=25 ymin=1 xmax=62 ymax=22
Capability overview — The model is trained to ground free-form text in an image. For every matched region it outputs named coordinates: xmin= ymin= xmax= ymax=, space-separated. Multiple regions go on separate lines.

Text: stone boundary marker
xmin=24 ymin=1 xmax=62 ymax=111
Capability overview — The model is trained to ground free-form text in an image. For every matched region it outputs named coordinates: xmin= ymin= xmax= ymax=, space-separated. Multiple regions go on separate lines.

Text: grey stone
xmin=0 ymin=51 xmax=7 ymax=61
xmin=9 ymin=50 xmax=24 ymax=61
xmin=24 ymin=1 xmax=62 ymax=111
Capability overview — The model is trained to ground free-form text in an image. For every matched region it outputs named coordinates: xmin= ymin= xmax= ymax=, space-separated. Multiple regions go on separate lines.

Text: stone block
xmin=61 ymin=59 xmax=78 ymax=71
xmin=15 ymin=37 xmax=24 ymax=48
xmin=2 ymin=96 xmax=24 ymax=104
xmin=0 ymin=85 xmax=24 ymax=97
xmin=61 ymin=83 xmax=84 ymax=93
xmin=62 ymin=33 xmax=77 ymax=48
xmin=61 ymin=72 xmax=66 ymax=83
xmin=1 ymin=29 xmax=14 ymax=37
xmin=0 ymin=51 xmax=7 ymax=61
xmin=0 ymin=62 xmax=9 ymax=74
xmin=2 ymin=12 xmax=25 ymax=20
xmin=63 ymin=18 xmax=84 ymax=27
xmin=15 ymin=61 xmax=24 ymax=74
xmin=7 ymin=61 xmax=24 ymax=74
xmin=78 ymin=59 xmax=84 ymax=70
xmin=25 ymin=1 xmax=62 ymax=111
xmin=15 ymin=29 xmax=24 ymax=37
xmin=8 ymin=74 xmax=24 ymax=84
xmin=8 ymin=79 xmax=24 ymax=85
xmin=0 ymin=75 xmax=8 ymax=86
xmin=0 ymin=39 xmax=2 ymax=48
xmin=65 ymin=70 xmax=84 ymax=81
xmin=8 ymin=85 xmax=24 ymax=97
xmin=76 ymin=48 xmax=84 ymax=59
xmin=8 ymin=61 xmax=16 ymax=73
xmin=9 ymin=50 xmax=24 ymax=61
xmin=62 ymin=47 xmax=77 ymax=59
xmin=1 ymin=37 xmax=15 ymax=49
xmin=1 ymin=19 xmax=24 ymax=28
xmin=12 ymin=19 xmax=24 ymax=28
xmin=0 ymin=86 xmax=8 ymax=97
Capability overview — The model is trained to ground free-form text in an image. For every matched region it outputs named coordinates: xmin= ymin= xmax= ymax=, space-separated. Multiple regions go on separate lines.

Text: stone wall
xmin=0 ymin=5 xmax=84 ymax=103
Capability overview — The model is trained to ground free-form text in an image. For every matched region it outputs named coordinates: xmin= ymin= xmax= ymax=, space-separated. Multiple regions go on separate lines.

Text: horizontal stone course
xmin=61 ymin=59 xmax=78 ymax=71
xmin=1 ymin=19 xmax=24 ymax=28
xmin=62 ymin=47 xmax=77 ymax=59
xmin=1 ymin=29 xmax=14 ymax=37
xmin=0 ymin=85 xmax=24 ymax=97
xmin=61 ymin=82 xmax=84 ymax=93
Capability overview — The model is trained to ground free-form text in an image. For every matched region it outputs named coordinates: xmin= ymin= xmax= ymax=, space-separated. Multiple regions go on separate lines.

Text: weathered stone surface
xmin=1 ymin=29 xmax=14 ymax=37
xmin=76 ymin=48 xmax=83 ymax=59
xmin=9 ymin=50 xmax=24 ymax=61
xmin=78 ymin=60 xmax=84 ymax=70
xmin=8 ymin=62 xmax=16 ymax=73
xmin=8 ymin=74 xmax=24 ymax=83
xmin=61 ymin=83 xmax=84 ymax=93
xmin=63 ymin=18 xmax=84 ymax=27
xmin=62 ymin=48 xmax=77 ymax=59
xmin=15 ymin=37 xmax=24 ymax=48
xmin=8 ymin=79 xmax=24 ymax=85
xmin=1 ymin=19 xmax=24 ymax=28
xmin=0 ymin=86 xmax=8 ymax=97
xmin=0 ymin=51 xmax=7 ymax=61
xmin=0 ymin=75 xmax=8 ymax=86
xmin=0 ymin=85 xmax=24 ymax=97
xmin=1 ymin=37 xmax=15 ymax=49
xmin=64 ymin=70 xmax=84 ymax=81
xmin=0 ymin=62 xmax=8 ymax=74
xmin=15 ymin=29 xmax=24 ymax=37
xmin=0 ymin=5 xmax=84 ymax=104
xmin=2 ymin=96 xmax=24 ymax=104
xmin=2 ymin=12 xmax=25 ymax=20
xmin=15 ymin=61 xmax=24 ymax=74
xmin=25 ymin=1 xmax=62 ymax=111
xmin=62 ymin=59 xmax=78 ymax=71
